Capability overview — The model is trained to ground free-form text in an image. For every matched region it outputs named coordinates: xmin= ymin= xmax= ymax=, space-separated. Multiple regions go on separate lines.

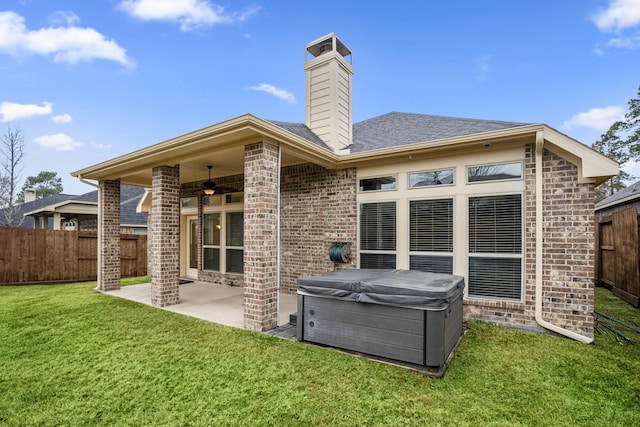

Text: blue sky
xmin=1 ymin=0 xmax=640 ymax=195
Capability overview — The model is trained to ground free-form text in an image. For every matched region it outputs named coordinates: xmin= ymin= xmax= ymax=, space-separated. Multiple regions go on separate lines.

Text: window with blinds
xmin=226 ymin=212 xmax=244 ymax=274
xmin=359 ymin=201 xmax=396 ymax=269
xmin=468 ymin=194 xmax=522 ymax=300
xmin=409 ymin=198 xmax=453 ymax=274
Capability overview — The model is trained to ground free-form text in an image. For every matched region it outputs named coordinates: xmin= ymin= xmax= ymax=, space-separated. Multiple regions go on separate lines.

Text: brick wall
xmin=464 ymin=145 xmax=595 ymax=337
xmin=280 ymin=164 xmax=358 ymax=293
xmin=97 ymin=179 xmax=121 ymax=291
xmin=150 ymin=165 xmax=180 ymax=307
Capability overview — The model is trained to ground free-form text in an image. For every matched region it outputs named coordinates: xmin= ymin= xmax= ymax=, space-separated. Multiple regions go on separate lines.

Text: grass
xmin=1 ymin=282 xmax=639 ymax=426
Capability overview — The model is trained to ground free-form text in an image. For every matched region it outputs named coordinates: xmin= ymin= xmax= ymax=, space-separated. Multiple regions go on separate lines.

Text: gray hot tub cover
xmin=297 ymin=269 xmax=464 ymax=309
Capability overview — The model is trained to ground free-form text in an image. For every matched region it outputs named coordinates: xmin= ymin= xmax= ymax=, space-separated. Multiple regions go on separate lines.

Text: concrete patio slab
xmin=107 ymin=281 xmax=297 ymax=329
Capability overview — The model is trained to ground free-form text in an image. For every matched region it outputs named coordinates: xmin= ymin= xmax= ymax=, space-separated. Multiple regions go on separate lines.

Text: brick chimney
xmin=304 ymin=33 xmax=353 ymax=154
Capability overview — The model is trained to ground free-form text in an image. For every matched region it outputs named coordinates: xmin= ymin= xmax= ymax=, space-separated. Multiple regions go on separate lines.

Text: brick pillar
xmin=150 ymin=165 xmax=180 ymax=307
xmin=243 ymin=142 xmax=279 ymax=331
xmin=97 ymin=179 xmax=121 ymax=291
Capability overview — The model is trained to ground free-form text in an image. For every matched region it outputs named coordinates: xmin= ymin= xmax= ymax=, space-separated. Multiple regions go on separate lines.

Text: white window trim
xmin=202 ymin=195 xmax=244 ymax=275
xmin=407 ymin=167 xmax=456 ymax=189
xmin=466 ymin=192 xmax=524 ymax=303
xmin=466 ymin=160 xmax=524 ymax=184
xmin=407 ymin=196 xmax=455 ymax=274
xmin=358 ymin=174 xmax=399 ymax=193
xmin=357 ymin=200 xmax=398 ymax=268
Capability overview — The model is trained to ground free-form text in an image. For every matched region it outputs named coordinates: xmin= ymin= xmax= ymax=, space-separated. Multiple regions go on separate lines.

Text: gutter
xmin=534 ymin=131 xmax=593 ymax=344
xmin=77 ymin=174 xmax=99 ymax=189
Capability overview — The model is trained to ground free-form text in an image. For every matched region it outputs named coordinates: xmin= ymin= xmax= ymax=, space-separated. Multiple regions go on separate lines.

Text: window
xmin=359 ymin=176 xmax=397 ymax=192
xmin=181 ymin=197 xmax=197 ymax=209
xmin=202 ymin=192 xmax=244 ymax=274
xmin=203 ymin=213 xmax=220 ymax=271
xmin=225 ymin=212 xmax=244 ymax=274
xmin=467 ymin=162 xmax=522 ymax=183
xmin=409 ymin=198 xmax=453 ymax=274
xmin=359 ymin=201 xmax=396 ymax=268
xmin=468 ymin=194 xmax=522 ymax=300
xmin=409 ymin=169 xmax=454 ymax=188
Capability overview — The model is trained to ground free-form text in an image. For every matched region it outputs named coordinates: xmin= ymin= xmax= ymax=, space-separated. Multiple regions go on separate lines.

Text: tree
xmin=592 ymin=84 xmax=640 ymax=203
xmin=17 ymin=171 xmax=64 ymax=202
xmin=0 ymin=124 xmax=26 ymax=227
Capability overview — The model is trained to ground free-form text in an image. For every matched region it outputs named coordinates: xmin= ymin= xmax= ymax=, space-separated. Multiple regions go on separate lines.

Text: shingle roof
xmin=595 ymin=180 xmax=640 ymax=210
xmin=351 ymin=112 xmax=531 ymax=152
xmin=0 ymin=185 xmax=147 ymax=228
xmin=0 ymin=194 xmax=77 ymax=227
xmin=271 ymin=112 xmax=531 ymax=153
xmin=268 ymin=120 xmax=333 ymax=151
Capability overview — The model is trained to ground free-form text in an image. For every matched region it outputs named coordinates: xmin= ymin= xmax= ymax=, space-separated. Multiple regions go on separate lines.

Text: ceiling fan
xmin=202 ymin=165 xmax=237 ymax=195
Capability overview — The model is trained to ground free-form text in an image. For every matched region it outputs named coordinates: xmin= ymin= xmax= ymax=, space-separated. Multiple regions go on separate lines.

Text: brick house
xmin=72 ymin=34 xmax=617 ymax=342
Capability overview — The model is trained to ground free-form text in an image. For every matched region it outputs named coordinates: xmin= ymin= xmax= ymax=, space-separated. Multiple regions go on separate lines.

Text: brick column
xmin=97 ymin=179 xmax=121 ymax=291
xmin=150 ymin=165 xmax=180 ymax=307
xmin=243 ymin=142 xmax=279 ymax=331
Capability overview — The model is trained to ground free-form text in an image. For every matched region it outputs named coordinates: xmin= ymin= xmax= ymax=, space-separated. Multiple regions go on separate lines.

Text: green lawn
xmin=1 ymin=282 xmax=638 ymax=426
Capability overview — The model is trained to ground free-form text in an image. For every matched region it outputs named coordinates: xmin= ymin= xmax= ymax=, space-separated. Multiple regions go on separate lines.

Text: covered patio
xmin=109 ymin=281 xmax=298 ymax=329
xmin=72 ymin=114 xmax=350 ymax=332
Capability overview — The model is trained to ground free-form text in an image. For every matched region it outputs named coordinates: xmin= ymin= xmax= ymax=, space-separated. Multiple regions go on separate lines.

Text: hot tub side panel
xmin=297 ymin=295 xmax=426 ymax=365
xmin=424 ymin=292 xmax=464 ymax=367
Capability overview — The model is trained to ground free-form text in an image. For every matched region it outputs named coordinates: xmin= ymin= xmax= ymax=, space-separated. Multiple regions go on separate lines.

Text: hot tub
xmin=296 ymin=269 xmax=465 ymax=369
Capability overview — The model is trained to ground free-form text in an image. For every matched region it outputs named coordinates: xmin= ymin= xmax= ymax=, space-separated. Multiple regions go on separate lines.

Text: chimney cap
xmin=306 ymin=33 xmax=351 ymax=62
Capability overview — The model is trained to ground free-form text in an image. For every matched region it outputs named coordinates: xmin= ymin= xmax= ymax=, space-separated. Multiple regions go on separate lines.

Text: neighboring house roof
xmin=0 ymin=193 xmax=78 ymax=228
xmin=595 ymin=180 xmax=640 ymax=211
xmin=18 ymin=185 xmax=147 ymax=228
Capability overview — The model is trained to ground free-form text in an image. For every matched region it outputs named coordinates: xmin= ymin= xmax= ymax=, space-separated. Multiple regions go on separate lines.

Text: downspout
xmin=77 ymin=175 xmax=101 ymax=291
xmin=534 ymin=132 xmax=593 ymax=344
xmin=276 ymin=144 xmax=282 ymax=326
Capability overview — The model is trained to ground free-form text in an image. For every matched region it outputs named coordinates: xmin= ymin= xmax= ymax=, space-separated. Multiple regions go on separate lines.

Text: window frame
xmin=202 ymin=192 xmax=244 ymax=275
xmin=408 ymin=168 xmax=455 ymax=189
xmin=358 ymin=200 xmax=397 ymax=269
xmin=466 ymin=161 xmax=523 ymax=184
xmin=408 ymin=197 xmax=454 ymax=274
xmin=467 ymin=193 xmax=524 ymax=302
xmin=358 ymin=175 xmax=398 ymax=193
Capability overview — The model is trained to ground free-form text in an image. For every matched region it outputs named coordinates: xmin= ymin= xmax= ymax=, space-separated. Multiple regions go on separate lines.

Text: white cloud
xmin=592 ymin=0 xmax=640 ymax=32
xmin=49 ymin=11 xmax=80 ymax=26
xmin=0 ymin=11 xmax=133 ymax=67
xmin=118 ymin=0 xmax=259 ymax=31
xmin=34 ymin=133 xmax=83 ymax=151
xmin=562 ymin=106 xmax=626 ymax=131
xmin=0 ymin=101 xmax=52 ymax=122
xmin=52 ymin=113 xmax=72 ymax=123
xmin=91 ymin=142 xmax=113 ymax=149
xmin=605 ymin=34 xmax=640 ymax=49
xmin=249 ymin=83 xmax=297 ymax=104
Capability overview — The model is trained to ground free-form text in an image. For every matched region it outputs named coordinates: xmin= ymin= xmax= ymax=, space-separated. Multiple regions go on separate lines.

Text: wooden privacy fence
xmin=596 ymin=206 xmax=640 ymax=307
xmin=0 ymin=228 xmax=147 ymax=285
